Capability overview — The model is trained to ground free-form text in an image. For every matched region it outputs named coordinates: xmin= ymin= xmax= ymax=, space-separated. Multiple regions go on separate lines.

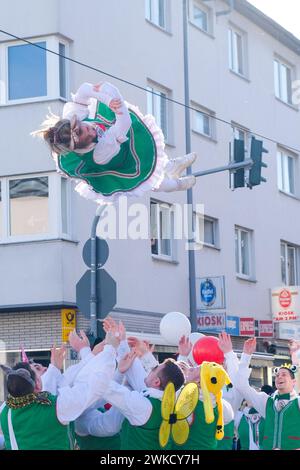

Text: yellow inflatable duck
xmin=200 ymin=361 xmax=232 ymax=440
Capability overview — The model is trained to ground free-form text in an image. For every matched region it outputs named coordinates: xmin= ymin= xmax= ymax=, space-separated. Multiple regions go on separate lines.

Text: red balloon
xmin=192 ymin=336 xmax=224 ymax=365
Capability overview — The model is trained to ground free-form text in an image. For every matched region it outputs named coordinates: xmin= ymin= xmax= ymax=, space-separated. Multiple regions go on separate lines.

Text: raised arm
xmin=232 ymin=338 xmax=268 ymax=418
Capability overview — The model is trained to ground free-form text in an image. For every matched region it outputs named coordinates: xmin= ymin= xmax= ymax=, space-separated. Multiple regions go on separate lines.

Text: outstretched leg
xmin=153 ymin=175 xmax=196 ymax=193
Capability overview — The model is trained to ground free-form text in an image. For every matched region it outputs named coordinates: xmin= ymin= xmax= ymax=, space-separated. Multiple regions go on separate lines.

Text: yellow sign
xmin=61 ymin=309 xmax=76 ymax=342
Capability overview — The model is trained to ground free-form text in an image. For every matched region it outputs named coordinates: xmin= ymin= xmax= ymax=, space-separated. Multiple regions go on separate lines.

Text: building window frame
xmin=147 ymin=81 xmax=172 ymax=144
xmin=274 ymin=57 xmax=293 ymax=105
xmin=195 ymin=213 xmax=219 ymax=249
xmin=228 ymin=24 xmax=248 ymax=78
xmin=281 ymin=241 xmax=299 ymax=286
xmin=277 ymin=148 xmax=297 ymax=196
xmin=192 ymin=103 xmax=216 ymax=140
xmin=150 ymin=199 xmax=175 ymax=261
xmin=0 ymin=173 xmax=71 ymax=243
xmin=0 ymin=35 xmax=69 ymax=106
xmin=189 ymin=0 xmax=213 ymax=35
xmin=235 ymin=226 xmax=254 ymax=280
xmin=145 ymin=0 xmax=169 ymax=31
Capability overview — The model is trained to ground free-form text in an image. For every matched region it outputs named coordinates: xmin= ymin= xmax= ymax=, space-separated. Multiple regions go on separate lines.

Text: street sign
xmin=240 ymin=317 xmax=255 ymax=336
xmin=196 ymin=276 xmax=226 ymax=310
xmin=82 ymin=237 xmax=109 ymax=268
xmin=61 ymin=309 xmax=76 ymax=343
xmin=196 ymin=311 xmax=226 ymax=333
xmin=76 ymin=269 xmax=117 ymax=319
xmin=226 ymin=315 xmax=240 ymax=336
xmin=271 ymin=286 xmax=300 ymax=322
xmin=255 ymin=320 xmax=273 ymax=338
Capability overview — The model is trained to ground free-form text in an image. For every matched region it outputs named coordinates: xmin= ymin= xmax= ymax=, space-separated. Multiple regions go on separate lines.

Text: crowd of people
xmin=0 ymin=318 xmax=300 ymax=451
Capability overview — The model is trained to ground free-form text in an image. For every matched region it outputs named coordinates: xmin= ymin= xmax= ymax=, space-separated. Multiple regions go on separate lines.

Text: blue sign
xmin=226 ymin=316 xmax=240 ymax=336
xmin=200 ymin=279 xmax=216 ymax=307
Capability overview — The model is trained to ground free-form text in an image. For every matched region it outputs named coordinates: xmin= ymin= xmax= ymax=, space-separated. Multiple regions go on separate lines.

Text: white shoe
xmin=176 ymin=175 xmax=196 ymax=191
xmin=165 ymin=152 xmax=197 ymax=179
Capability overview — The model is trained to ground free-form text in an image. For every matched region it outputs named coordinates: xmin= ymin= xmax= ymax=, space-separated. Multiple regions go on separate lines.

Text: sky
xmin=247 ymin=0 xmax=300 ymax=38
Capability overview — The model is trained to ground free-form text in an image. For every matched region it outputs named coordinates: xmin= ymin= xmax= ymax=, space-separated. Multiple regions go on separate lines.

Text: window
xmin=274 ymin=59 xmax=292 ymax=104
xmin=195 ymin=214 xmax=219 ymax=248
xmin=150 ymin=200 xmax=174 ymax=259
xmin=59 ymin=43 xmax=67 ymax=99
xmin=0 ymin=174 xmax=71 ymax=242
xmin=193 ymin=105 xmax=215 ymax=139
xmin=189 ymin=1 xmax=210 ymax=33
xmin=235 ymin=227 xmax=253 ymax=278
xmin=9 ymin=177 xmax=49 ymax=236
xmin=145 ymin=0 xmax=167 ymax=29
xmin=228 ymin=26 xmax=246 ymax=76
xmin=277 ymin=150 xmax=296 ymax=195
xmin=281 ymin=242 xmax=299 ymax=286
xmin=147 ymin=84 xmax=170 ymax=141
xmin=0 ymin=36 xmax=69 ymax=105
xmin=8 ymin=42 xmax=47 ymax=100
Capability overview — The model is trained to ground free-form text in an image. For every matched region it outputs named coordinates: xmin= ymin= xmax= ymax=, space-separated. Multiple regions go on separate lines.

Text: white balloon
xmin=189 ymin=332 xmax=205 ymax=345
xmin=160 ymin=311 xmax=191 ymax=345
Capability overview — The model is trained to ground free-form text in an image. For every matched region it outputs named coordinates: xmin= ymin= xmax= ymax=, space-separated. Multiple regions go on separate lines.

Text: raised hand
xmin=92 ymin=340 xmax=106 ymax=356
xmin=69 ymin=329 xmax=90 ymax=352
xmin=243 ymin=338 xmax=256 ymax=355
xmin=51 ymin=344 xmax=66 ymax=370
xmin=118 ymin=350 xmax=138 ymax=374
xmin=127 ymin=337 xmax=154 ymax=357
xmin=178 ymin=335 xmax=192 ymax=357
xmin=109 ymin=98 xmax=123 ymax=114
xmin=93 ymin=83 xmax=103 ymax=93
xmin=218 ymin=332 xmax=233 ymax=354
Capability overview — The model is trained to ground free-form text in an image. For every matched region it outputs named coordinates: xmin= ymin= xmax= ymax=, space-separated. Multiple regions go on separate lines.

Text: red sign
xmin=258 ymin=320 xmax=273 ymax=338
xmin=240 ymin=317 xmax=255 ymax=336
xmin=279 ymin=289 xmax=292 ymax=308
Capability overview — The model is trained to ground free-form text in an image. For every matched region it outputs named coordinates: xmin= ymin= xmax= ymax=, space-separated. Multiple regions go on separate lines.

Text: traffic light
xmin=248 ymin=137 xmax=268 ymax=188
xmin=233 ymin=138 xmax=246 ymax=188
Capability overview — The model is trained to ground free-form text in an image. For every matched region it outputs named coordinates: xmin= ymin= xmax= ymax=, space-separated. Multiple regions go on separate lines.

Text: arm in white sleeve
xmin=41 ymin=364 xmax=64 ymax=395
xmin=101 ymin=381 xmax=152 ymax=426
xmin=177 ymin=354 xmax=190 ymax=365
xmin=140 ymin=352 xmax=159 ymax=374
xmin=222 ymin=398 xmax=234 ymax=425
xmin=124 ymin=357 xmax=148 ymax=393
xmin=75 ymin=406 xmax=124 ymax=438
xmin=233 ymin=354 xmax=268 ymax=418
xmin=62 ymin=82 xmax=116 ymax=121
xmin=62 ymin=348 xmax=95 ymax=387
xmin=56 ymin=345 xmax=116 ymax=424
xmin=117 ymin=340 xmax=131 ymax=361
xmin=224 ymin=350 xmax=240 ymax=383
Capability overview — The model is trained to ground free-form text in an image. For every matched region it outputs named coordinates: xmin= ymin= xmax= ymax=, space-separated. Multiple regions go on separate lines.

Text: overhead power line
xmin=1 ymin=28 xmax=300 ymax=154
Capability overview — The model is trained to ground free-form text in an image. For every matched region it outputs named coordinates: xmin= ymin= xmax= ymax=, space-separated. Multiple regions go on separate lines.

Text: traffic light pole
xmin=90 ymin=204 xmax=107 ymax=339
xmin=193 ymin=159 xmax=253 ymax=178
xmin=183 ymin=0 xmax=197 ymax=333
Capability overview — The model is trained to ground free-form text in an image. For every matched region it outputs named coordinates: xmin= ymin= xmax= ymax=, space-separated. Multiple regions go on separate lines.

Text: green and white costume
xmin=54 ymin=83 xmax=168 ymax=204
xmin=0 ymin=393 xmax=70 ymax=450
xmin=234 ymin=353 xmax=300 ymax=450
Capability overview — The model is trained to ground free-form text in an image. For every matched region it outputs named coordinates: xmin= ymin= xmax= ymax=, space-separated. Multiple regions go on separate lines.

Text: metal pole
xmin=90 ymin=204 xmax=107 ymax=339
xmin=183 ymin=0 xmax=197 ymax=332
xmin=193 ymin=159 xmax=253 ymax=178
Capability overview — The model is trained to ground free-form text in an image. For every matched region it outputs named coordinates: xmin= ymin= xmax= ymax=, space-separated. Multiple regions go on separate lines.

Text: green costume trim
xmin=58 ymin=103 xmax=157 ymax=197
